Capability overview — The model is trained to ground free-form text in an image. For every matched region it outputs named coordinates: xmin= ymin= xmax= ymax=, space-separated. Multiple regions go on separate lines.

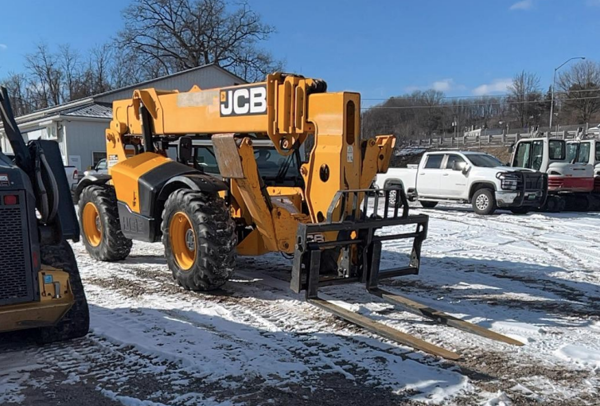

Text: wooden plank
xmin=370 ymin=288 xmax=524 ymax=346
xmin=308 ymin=297 xmax=460 ymax=360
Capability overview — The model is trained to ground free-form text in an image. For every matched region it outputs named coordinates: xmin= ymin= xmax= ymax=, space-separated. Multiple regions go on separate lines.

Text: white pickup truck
xmin=376 ymin=151 xmax=548 ymax=215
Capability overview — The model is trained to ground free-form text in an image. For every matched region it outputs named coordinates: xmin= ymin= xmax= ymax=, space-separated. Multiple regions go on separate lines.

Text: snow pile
xmin=554 ymin=344 xmax=600 ymax=369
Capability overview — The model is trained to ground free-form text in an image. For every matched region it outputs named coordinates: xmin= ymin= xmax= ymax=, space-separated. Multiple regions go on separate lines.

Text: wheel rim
xmin=169 ymin=212 xmax=196 ymax=271
xmin=476 ymin=194 xmax=489 ymax=211
xmin=388 ymin=190 xmax=397 ymax=205
xmin=82 ymin=202 xmax=102 ymax=247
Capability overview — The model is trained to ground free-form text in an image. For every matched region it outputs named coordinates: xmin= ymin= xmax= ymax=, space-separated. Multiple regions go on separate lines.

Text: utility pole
xmin=549 ymin=57 xmax=585 ymax=132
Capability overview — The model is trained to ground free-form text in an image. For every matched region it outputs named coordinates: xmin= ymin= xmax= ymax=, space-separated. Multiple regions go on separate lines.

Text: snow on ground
xmin=2 ymin=204 xmax=600 ymax=405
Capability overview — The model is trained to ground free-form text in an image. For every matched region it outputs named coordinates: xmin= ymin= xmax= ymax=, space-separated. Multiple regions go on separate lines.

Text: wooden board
xmin=309 ymin=297 xmax=461 ymax=360
xmin=370 ymin=288 xmax=524 ymax=346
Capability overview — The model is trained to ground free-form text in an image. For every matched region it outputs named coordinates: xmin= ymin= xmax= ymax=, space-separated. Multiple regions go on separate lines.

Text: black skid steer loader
xmin=0 ymin=87 xmax=89 ymax=342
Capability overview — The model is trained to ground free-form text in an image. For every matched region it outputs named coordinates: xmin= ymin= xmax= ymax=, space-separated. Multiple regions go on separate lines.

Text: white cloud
xmin=432 ymin=79 xmax=455 ymax=92
xmin=0 ymin=44 xmax=7 ymax=51
xmin=472 ymin=78 xmax=512 ymax=96
xmin=405 ymin=78 xmax=465 ymax=93
xmin=510 ymin=0 xmax=534 ymax=10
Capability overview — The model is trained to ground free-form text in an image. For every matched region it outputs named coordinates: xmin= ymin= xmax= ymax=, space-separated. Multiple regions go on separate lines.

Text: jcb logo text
xmin=220 ymin=85 xmax=267 ymax=116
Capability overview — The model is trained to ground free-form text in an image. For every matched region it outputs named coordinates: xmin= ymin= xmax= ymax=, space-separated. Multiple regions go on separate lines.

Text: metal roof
xmin=93 ymin=63 xmax=245 ymax=102
xmin=61 ymin=103 xmax=113 ymax=119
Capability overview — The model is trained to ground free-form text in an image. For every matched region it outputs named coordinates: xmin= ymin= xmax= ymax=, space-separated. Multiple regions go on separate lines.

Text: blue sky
xmin=1 ymin=0 xmax=599 ymax=105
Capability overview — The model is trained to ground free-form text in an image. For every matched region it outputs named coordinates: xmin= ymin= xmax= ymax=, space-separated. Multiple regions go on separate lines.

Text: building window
xmin=45 ymin=124 xmax=58 ymax=140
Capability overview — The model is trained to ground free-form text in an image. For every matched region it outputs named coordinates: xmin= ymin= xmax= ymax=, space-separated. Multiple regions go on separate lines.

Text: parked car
xmin=84 ymin=158 xmax=108 ymax=176
xmin=375 ymin=151 xmax=548 ymax=215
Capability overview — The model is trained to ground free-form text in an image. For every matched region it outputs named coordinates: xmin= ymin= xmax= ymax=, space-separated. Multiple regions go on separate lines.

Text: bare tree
xmin=558 ymin=60 xmax=600 ymax=123
xmin=88 ymin=44 xmax=113 ymax=95
xmin=508 ymin=71 xmax=542 ymax=128
xmin=0 ymin=73 xmax=33 ymax=116
xmin=118 ymin=0 xmax=282 ymax=81
xmin=25 ymin=43 xmax=63 ymax=108
xmin=58 ymin=44 xmax=81 ymax=101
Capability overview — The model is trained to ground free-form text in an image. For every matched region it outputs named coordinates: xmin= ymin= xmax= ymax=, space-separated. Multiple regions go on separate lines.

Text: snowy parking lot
xmin=2 ymin=206 xmax=600 ymax=405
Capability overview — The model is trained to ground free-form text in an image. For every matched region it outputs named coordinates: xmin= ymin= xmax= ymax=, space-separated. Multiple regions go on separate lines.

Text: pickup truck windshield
xmin=466 ymin=154 xmax=504 ymax=167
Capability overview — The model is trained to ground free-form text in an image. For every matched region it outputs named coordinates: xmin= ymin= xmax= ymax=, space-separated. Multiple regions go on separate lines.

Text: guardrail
xmin=408 ymin=128 xmax=596 ymax=147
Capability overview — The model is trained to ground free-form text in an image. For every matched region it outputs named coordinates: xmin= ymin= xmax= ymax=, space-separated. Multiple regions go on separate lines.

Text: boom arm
xmin=109 ymin=73 xmax=326 ymax=157
xmin=107 ymin=73 xmax=395 ymax=255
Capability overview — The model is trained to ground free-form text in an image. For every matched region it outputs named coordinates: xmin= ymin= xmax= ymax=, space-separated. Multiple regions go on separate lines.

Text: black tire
xmin=510 ymin=207 xmax=530 ymax=215
xmin=472 ymin=188 xmax=496 ymax=215
xmin=38 ymin=240 xmax=90 ymax=343
xmin=543 ymin=196 xmax=561 ymax=212
xmin=78 ymin=185 xmax=132 ymax=261
xmin=161 ymin=189 xmax=237 ymax=291
xmin=320 ymin=248 xmax=342 ymax=276
xmin=420 ymin=201 xmax=438 ymax=209
xmin=383 ymin=180 xmax=404 ymax=206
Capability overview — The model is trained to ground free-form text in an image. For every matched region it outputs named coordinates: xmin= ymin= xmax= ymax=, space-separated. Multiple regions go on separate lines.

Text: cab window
xmin=549 ymin=140 xmax=565 ymax=160
xmin=567 ymin=143 xmax=578 ymax=163
xmin=577 ymin=142 xmax=591 ymax=164
xmin=194 ymin=147 xmax=220 ymax=174
xmin=531 ymin=140 xmax=544 ymax=171
xmin=514 ymin=142 xmax=531 ymax=168
xmin=424 ymin=154 xmax=444 ymax=169
xmin=445 ymin=154 xmax=465 ymax=170
xmin=596 ymin=142 xmax=600 ymax=162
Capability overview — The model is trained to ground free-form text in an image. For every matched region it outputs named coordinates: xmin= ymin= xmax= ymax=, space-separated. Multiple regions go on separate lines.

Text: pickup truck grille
xmin=0 ymin=191 xmax=34 ymax=306
xmin=519 ymin=172 xmax=547 ymax=191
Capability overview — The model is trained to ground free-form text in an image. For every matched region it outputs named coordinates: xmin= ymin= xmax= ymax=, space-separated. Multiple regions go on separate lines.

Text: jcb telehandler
xmin=76 ymin=73 xmax=521 ymax=359
xmin=0 ymin=87 xmax=89 ymax=342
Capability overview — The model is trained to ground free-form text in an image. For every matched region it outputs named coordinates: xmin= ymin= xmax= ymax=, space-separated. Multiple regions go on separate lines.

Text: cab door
xmin=439 ymin=154 xmax=468 ymax=197
xmin=417 ymin=154 xmax=444 ymax=197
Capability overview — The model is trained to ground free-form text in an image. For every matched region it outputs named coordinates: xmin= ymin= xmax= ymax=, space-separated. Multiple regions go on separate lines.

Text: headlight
xmin=496 ymin=172 xmax=520 ymax=190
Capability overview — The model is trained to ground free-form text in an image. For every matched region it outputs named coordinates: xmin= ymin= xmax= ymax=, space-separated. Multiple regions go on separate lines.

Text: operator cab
xmin=170 ymin=137 xmax=305 ymax=187
xmin=512 ymin=138 xmax=565 ymax=171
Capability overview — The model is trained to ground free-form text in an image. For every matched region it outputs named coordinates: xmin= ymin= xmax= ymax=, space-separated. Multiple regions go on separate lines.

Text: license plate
xmin=527 ymin=194 xmax=536 ymax=200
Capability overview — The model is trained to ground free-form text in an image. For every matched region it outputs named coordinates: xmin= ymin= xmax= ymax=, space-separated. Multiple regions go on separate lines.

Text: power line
xmin=360 ymin=95 xmax=600 ymax=110
xmin=363 ymin=87 xmax=600 ymax=101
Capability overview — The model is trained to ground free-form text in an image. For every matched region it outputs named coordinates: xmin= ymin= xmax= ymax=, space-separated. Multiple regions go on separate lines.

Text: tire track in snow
xmin=76 ymin=249 xmax=469 ymax=402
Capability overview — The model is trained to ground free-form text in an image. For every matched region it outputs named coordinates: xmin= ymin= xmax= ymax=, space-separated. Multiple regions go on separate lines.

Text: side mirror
xmin=178 ymin=136 xmax=193 ymax=164
xmin=461 ymin=163 xmax=471 ymax=175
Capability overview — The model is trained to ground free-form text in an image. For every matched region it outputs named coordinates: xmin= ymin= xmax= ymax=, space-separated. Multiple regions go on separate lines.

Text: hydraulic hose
xmin=33 ymin=150 xmax=50 ymax=223
xmin=39 ymin=149 xmax=60 ymax=223
xmin=31 ymin=144 xmax=60 ymax=224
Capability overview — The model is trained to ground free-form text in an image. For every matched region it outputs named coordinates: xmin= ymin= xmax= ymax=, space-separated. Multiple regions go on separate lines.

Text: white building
xmin=0 ymin=64 xmax=245 ymax=171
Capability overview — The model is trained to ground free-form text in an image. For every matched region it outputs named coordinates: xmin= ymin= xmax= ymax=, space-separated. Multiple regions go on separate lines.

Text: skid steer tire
xmin=78 ymin=185 xmax=132 ymax=262
xmin=161 ymin=189 xmax=237 ymax=291
xmin=38 ymin=240 xmax=90 ymax=343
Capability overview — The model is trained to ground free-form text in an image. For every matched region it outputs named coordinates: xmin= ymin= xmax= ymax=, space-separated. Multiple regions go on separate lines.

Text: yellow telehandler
xmin=75 ymin=73 xmax=520 ymax=359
